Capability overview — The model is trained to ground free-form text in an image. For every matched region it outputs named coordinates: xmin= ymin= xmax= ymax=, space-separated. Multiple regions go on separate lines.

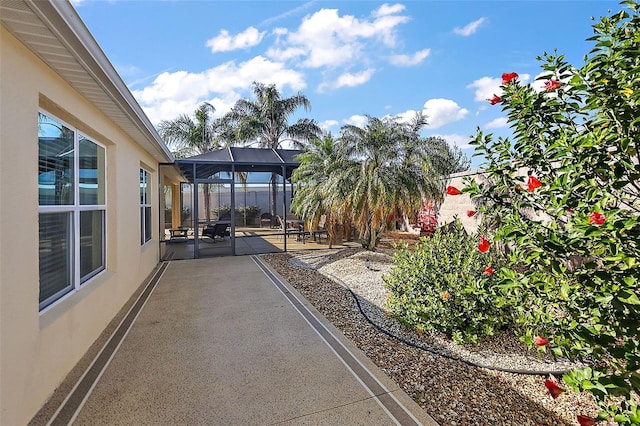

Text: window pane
xmin=144 ymin=171 xmax=152 ymax=204
xmin=38 ymin=113 xmax=74 ymax=205
xmin=144 ymin=206 xmax=152 ymax=242
xmin=79 ymin=137 xmax=105 ymax=205
xmin=80 ymin=210 xmax=105 ymax=281
xmin=140 ymin=207 xmax=145 ymax=245
xmin=140 ymin=169 xmax=146 ymax=204
xmin=39 ymin=212 xmax=72 ymax=308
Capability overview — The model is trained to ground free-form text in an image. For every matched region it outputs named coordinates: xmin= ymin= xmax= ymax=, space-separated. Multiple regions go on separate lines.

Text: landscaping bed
xmin=261 ymin=248 xmax=612 ymax=426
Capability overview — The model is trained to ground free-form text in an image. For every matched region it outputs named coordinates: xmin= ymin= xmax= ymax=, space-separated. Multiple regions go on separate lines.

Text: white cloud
xmin=132 ymin=56 xmax=306 ymax=124
xmin=389 ymin=48 xmax=431 ymax=67
xmin=467 ymin=76 xmax=502 ymax=102
xmin=422 ymin=98 xmax=469 ymax=129
xmin=370 ymin=3 xmax=411 ymax=46
xmin=392 ymin=99 xmax=468 ymax=129
xmin=273 ymin=27 xmax=288 ymax=37
xmin=467 ymin=73 xmax=531 ymax=102
xmin=319 ymin=69 xmax=375 ymax=92
xmin=343 ymin=114 xmax=368 ymax=127
xmin=320 ymin=119 xmax=339 ymax=132
xmin=373 ymin=3 xmax=405 ymax=17
xmin=267 ymin=5 xmax=410 ymax=69
xmin=265 ymin=46 xmax=308 ymax=62
xmin=206 ymin=27 xmax=265 ymax=53
xmin=484 ymin=117 xmax=508 ymax=129
xmin=453 ymin=17 xmax=486 ymax=36
xmin=392 ymin=109 xmax=420 ymax=124
xmin=431 ymin=133 xmax=475 ymax=149
xmin=335 ymin=69 xmax=375 ymax=87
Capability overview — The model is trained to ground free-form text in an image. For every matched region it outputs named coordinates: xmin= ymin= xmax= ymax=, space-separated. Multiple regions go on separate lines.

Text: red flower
xmin=577 ymin=415 xmax=596 ymax=426
xmin=544 ymin=79 xmax=562 ymax=91
xmin=534 ymin=336 xmax=549 ymax=346
xmin=488 ymin=94 xmax=502 ymax=105
xmin=502 ymin=72 xmax=519 ymax=84
xmin=484 ymin=266 xmax=494 ymax=275
xmin=527 ymin=176 xmax=542 ymax=192
xmin=466 ymin=210 xmax=476 ymax=217
xmin=544 ymin=379 xmax=564 ymax=399
xmin=478 ymin=236 xmax=490 ymax=253
xmin=589 ymin=212 xmax=605 ymax=225
xmin=446 ymin=186 xmax=462 ymax=195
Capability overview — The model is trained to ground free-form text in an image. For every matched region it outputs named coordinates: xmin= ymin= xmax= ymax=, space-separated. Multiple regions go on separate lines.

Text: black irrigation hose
xmin=289 ymin=255 xmax=574 ymax=376
xmin=344 ymin=283 xmax=574 ymax=377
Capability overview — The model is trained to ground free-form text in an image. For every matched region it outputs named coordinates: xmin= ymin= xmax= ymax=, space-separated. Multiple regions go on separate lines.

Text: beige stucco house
xmin=0 ymin=1 xmax=183 ymax=423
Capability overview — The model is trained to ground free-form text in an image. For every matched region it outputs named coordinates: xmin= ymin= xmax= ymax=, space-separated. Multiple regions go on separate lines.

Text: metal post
xmin=282 ymin=165 xmax=287 ymax=252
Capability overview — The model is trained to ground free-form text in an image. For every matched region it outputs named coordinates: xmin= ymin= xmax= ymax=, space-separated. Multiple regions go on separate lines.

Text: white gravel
xmin=291 ymin=248 xmax=579 ymax=374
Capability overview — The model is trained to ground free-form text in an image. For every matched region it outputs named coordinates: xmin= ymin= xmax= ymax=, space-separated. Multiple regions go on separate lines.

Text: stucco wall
xmin=438 ymin=169 xmax=487 ymax=234
xmin=0 ymin=28 xmax=163 ymax=425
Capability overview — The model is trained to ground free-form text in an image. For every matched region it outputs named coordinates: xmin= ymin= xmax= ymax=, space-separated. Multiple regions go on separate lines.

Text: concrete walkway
xmin=51 ymin=256 xmax=437 ymax=425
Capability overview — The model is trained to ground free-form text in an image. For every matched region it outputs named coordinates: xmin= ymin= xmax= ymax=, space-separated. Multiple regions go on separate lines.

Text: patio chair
xmin=202 ymin=222 xmax=229 ymax=241
xmin=276 ymin=215 xmax=300 ymax=240
xmin=312 ymin=214 xmax=328 ymax=243
xmin=260 ymin=212 xmax=273 ymax=228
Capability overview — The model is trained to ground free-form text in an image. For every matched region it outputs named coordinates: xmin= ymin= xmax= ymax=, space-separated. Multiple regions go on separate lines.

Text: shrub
xmin=383 ymin=219 xmax=513 ymax=344
xmin=464 ymin=2 xmax=640 ymax=422
xmin=212 ymin=204 xmax=261 ymax=224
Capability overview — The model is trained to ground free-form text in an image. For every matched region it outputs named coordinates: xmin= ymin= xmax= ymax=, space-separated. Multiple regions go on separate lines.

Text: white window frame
xmin=38 ymin=110 xmax=107 ymax=312
xmin=140 ymin=167 xmax=152 ymax=245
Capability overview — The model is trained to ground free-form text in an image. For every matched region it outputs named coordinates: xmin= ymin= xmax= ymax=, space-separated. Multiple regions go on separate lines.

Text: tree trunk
xmin=204 ymin=184 xmax=211 ymax=221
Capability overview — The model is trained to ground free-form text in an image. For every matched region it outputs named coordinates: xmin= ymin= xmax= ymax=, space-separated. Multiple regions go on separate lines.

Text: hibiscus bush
xmin=464 ymin=2 xmax=640 ymax=423
xmin=383 ymin=219 xmax=513 ymax=344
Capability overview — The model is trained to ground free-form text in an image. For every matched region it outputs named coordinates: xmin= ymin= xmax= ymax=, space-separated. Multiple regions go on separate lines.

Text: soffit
xmin=0 ymin=0 xmax=174 ymax=163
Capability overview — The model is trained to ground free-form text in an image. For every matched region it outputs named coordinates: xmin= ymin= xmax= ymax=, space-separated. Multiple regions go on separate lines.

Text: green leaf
xmin=630 ymin=373 xmax=640 ymax=393
xmin=629 ymin=404 xmax=640 ymax=424
xmin=614 ymin=414 xmax=630 ymax=422
xmin=559 ymin=283 xmax=570 ymax=300
xmin=595 ymin=294 xmax=614 ymax=304
xmin=618 ymin=291 xmax=640 ymax=305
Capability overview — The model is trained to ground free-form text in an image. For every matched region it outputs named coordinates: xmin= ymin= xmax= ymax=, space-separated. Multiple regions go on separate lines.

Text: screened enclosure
xmin=160 ymin=147 xmax=309 ymax=259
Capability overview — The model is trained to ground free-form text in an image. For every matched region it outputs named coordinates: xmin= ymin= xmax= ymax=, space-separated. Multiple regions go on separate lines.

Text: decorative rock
xmin=262 ymin=249 xmax=615 ymax=426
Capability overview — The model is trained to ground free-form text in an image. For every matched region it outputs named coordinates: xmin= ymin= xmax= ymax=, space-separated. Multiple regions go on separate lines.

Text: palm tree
xmin=158 ymin=102 xmax=230 ymax=221
xmin=300 ymin=113 xmax=467 ymax=250
xmin=391 ymin=114 xmax=469 ymax=230
xmin=291 ymin=133 xmax=350 ymax=247
xmin=157 ymin=102 xmax=228 ymax=159
xmin=225 ymin=82 xmax=321 ymax=219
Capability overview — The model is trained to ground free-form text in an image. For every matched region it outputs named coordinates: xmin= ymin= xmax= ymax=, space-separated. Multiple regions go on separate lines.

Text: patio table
xmin=169 ymin=228 xmax=188 ymax=240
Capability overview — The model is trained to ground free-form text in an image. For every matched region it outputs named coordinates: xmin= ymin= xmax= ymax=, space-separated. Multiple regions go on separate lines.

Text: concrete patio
xmin=162 ymin=226 xmax=344 ymax=260
xmin=34 ymin=255 xmax=437 ymax=425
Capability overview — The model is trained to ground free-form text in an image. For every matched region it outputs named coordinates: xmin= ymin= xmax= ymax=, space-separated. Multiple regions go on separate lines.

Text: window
xmin=38 ymin=111 xmax=106 ymax=310
xmin=140 ymin=168 xmax=152 ymax=244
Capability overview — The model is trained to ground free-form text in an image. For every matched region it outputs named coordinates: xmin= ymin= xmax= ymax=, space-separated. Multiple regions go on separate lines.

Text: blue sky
xmin=71 ymin=0 xmax=622 ymax=168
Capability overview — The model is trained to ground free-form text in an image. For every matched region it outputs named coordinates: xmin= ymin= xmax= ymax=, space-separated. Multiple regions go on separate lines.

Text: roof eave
xmin=9 ymin=0 xmax=174 ymax=163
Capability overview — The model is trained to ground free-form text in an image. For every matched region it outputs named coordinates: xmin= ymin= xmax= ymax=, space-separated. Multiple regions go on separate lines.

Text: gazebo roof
xmin=176 ymin=147 xmax=303 ymax=182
